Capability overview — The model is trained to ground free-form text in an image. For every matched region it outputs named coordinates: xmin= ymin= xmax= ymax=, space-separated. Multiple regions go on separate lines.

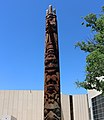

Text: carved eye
xmin=46 ymin=79 xmax=57 ymax=85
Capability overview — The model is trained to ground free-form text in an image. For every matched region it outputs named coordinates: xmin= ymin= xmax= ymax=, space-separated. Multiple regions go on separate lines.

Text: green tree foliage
xmin=76 ymin=6 xmax=104 ymax=93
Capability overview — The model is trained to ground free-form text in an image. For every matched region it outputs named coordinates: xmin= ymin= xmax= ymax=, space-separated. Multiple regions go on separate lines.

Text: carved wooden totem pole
xmin=44 ymin=5 xmax=61 ymax=120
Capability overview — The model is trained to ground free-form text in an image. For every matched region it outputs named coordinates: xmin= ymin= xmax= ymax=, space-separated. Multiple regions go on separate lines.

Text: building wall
xmin=73 ymin=94 xmax=89 ymax=120
xmin=88 ymin=90 xmax=101 ymax=120
xmin=61 ymin=94 xmax=71 ymax=120
xmin=0 ymin=90 xmax=44 ymax=120
xmin=88 ymin=90 xmax=104 ymax=120
xmin=92 ymin=94 xmax=104 ymax=120
xmin=0 ymin=90 xmax=89 ymax=120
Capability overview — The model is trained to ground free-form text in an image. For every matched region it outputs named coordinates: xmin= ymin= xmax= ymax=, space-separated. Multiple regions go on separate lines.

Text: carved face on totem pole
xmin=44 ymin=5 xmax=61 ymax=120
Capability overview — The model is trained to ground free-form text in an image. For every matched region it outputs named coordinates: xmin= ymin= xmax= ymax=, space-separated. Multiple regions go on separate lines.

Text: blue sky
xmin=0 ymin=0 xmax=103 ymax=94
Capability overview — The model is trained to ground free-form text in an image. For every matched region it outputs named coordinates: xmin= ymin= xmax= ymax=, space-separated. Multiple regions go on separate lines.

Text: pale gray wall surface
xmin=73 ymin=94 xmax=89 ymax=120
xmin=61 ymin=94 xmax=71 ymax=120
xmin=0 ymin=90 xmax=43 ymax=120
xmin=0 ymin=90 xmax=89 ymax=120
xmin=0 ymin=115 xmax=16 ymax=120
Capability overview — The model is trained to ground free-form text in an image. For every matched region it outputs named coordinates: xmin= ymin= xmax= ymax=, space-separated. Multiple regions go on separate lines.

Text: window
xmin=92 ymin=94 xmax=104 ymax=120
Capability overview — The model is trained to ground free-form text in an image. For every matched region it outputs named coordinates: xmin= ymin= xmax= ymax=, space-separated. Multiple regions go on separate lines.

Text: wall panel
xmin=0 ymin=91 xmax=89 ymax=120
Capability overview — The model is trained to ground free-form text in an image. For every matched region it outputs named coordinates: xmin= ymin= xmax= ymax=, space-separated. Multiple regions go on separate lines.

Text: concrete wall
xmin=61 ymin=94 xmax=71 ymax=120
xmin=73 ymin=94 xmax=89 ymax=120
xmin=0 ymin=90 xmax=89 ymax=120
xmin=0 ymin=90 xmax=44 ymax=120
xmin=0 ymin=115 xmax=17 ymax=120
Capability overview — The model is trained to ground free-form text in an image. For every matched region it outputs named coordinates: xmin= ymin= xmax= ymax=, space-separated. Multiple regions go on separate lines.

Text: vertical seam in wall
xmin=8 ymin=90 xmax=10 ymax=115
xmin=86 ymin=94 xmax=91 ymax=120
xmin=69 ymin=95 xmax=74 ymax=120
xmin=21 ymin=91 xmax=24 ymax=120
xmin=32 ymin=91 xmax=34 ymax=120
xmin=7 ymin=90 xmax=10 ymax=115
xmin=12 ymin=91 xmax=14 ymax=117
xmin=2 ymin=91 xmax=5 ymax=115
xmin=31 ymin=90 xmax=33 ymax=120
xmin=16 ymin=90 xmax=19 ymax=119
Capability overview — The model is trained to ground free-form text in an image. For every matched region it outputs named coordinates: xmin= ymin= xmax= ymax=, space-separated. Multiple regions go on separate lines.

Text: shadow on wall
xmin=11 ymin=116 xmax=17 ymax=120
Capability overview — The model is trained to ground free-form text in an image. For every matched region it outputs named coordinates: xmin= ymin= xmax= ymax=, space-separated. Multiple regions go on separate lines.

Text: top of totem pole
xmin=46 ymin=5 xmax=56 ymax=16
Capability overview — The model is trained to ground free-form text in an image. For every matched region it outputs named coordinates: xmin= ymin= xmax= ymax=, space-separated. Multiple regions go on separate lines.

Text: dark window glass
xmin=92 ymin=94 xmax=104 ymax=120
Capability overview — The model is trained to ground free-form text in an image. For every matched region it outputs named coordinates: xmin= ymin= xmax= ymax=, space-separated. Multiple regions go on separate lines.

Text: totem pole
xmin=44 ymin=5 xmax=61 ymax=120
